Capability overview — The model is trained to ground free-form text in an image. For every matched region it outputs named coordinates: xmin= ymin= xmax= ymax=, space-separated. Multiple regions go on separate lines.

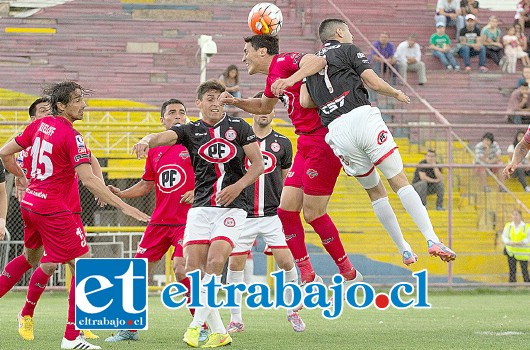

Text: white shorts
xmin=183 ymin=207 xmax=247 ymax=248
xmin=231 ymin=215 xmax=288 ymax=255
xmin=325 ymin=105 xmax=403 ymax=188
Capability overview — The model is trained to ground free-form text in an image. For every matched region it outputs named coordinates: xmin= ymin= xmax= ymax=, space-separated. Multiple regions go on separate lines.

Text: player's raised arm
xmin=220 ymin=93 xmax=278 ymax=116
xmin=108 ymin=180 xmax=154 ymax=199
xmin=271 ymin=54 xmax=327 ymax=96
xmin=360 ymin=69 xmax=410 ymax=103
xmin=504 ymin=136 xmax=530 ymax=177
xmin=132 ymin=130 xmax=178 ymax=159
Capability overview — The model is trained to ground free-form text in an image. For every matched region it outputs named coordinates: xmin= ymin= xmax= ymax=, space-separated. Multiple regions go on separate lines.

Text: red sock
xmin=179 ymin=276 xmax=196 ymax=317
xmin=21 ymin=267 xmax=51 ymax=317
xmin=0 ymin=255 xmax=32 ymax=297
xmin=308 ymin=214 xmax=354 ymax=276
xmin=277 ymin=208 xmax=314 ymax=283
xmin=64 ymin=276 xmax=79 ymax=341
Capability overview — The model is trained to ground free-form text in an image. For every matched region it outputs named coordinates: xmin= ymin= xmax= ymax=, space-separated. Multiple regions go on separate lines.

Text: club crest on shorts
xmin=224 ymin=217 xmax=236 ymax=227
xmin=225 ymin=129 xmax=237 ymax=141
xmin=306 ymin=168 xmax=318 ymax=179
xmin=377 ymin=130 xmax=388 ymax=145
xmin=270 ymin=142 xmax=281 ymax=152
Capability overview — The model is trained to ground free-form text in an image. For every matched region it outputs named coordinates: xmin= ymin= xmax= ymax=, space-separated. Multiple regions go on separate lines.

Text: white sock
xmin=243 ymin=258 xmax=254 ymax=284
xmin=284 ymin=266 xmax=298 ymax=315
xmin=372 ymin=197 xmax=412 ymax=254
xmin=189 ymin=273 xmax=216 ymax=328
xmin=227 ymin=269 xmax=244 ymax=323
xmin=207 ymin=308 xmax=227 ymax=334
xmin=397 ymin=185 xmax=439 ymax=242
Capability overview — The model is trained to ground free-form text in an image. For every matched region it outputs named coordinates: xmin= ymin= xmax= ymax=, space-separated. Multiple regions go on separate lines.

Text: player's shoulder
xmin=270 ymin=130 xmax=290 ymax=141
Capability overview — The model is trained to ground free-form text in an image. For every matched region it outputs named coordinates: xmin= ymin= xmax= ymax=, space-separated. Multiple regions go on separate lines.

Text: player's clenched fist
xmin=132 ymin=139 xmax=150 ymax=159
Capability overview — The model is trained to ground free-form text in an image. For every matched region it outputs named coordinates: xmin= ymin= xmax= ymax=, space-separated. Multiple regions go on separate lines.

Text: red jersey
xmin=15 ymin=116 xmax=91 ymax=215
xmin=142 ymin=144 xmax=194 ymax=225
xmin=264 ymin=52 xmax=326 ymax=135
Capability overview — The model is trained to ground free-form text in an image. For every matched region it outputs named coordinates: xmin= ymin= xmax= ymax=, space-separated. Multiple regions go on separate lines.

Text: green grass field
xmin=0 ymin=290 xmax=529 ymax=350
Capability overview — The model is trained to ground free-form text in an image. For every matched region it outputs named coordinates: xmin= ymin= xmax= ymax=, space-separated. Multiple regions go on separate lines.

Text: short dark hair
xmin=160 ymin=99 xmax=186 ymax=119
xmin=196 ymin=80 xmax=225 ymax=100
xmin=244 ymin=35 xmax=279 ymax=55
xmin=43 ymin=81 xmax=92 ymax=115
xmin=426 ymin=149 xmax=436 ymax=155
xmin=319 ymin=18 xmax=346 ymax=43
xmin=521 ymin=81 xmax=529 ymax=87
xmin=28 ymin=97 xmax=49 ymax=118
xmin=482 ymin=132 xmax=494 ymax=143
xmin=253 ymin=91 xmax=264 ymax=98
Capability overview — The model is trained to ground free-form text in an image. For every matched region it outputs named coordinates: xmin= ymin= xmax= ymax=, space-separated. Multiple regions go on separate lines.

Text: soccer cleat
xmin=294 ymin=274 xmax=324 ymax=312
xmin=61 ymin=335 xmax=101 ymax=349
xmin=287 ymin=311 xmax=306 ymax=332
xmin=17 ymin=312 xmax=34 ymax=341
xmin=428 ymin=240 xmax=456 ymax=262
xmin=81 ymin=330 xmax=100 ymax=339
xmin=226 ymin=321 xmax=245 ymax=334
xmin=104 ymin=330 xmax=139 ymax=342
xmin=199 ymin=326 xmax=211 ymax=342
xmin=183 ymin=326 xmax=200 ymax=347
xmin=402 ymin=250 xmax=418 ymax=266
xmin=200 ymin=332 xmax=232 ymax=348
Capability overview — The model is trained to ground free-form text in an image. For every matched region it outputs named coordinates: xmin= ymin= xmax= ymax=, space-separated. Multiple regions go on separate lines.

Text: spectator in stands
xmin=435 ymin=0 xmax=464 ymax=39
xmin=503 ymin=26 xmax=530 ymax=74
xmin=507 ymin=82 xmax=530 ymax=124
xmin=514 ymin=23 xmax=529 ymax=55
xmin=502 ymin=209 xmax=530 ymax=283
xmin=474 ymin=132 xmax=505 ymax=192
xmin=218 ymin=65 xmax=241 ymax=99
xmin=507 ymin=130 xmax=530 ymax=191
xmin=515 ymin=0 xmax=530 ymax=29
xmin=459 ymin=0 xmax=479 ymax=20
xmin=395 ymin=34 xmax=427 ymax=85
xmin=516 ymin=66 xmax=530 ymax=87
xmin=369 ymin=32 xmax=397 ymax=84
xmin=430 ymin=22 xmax=461 ymax=70
xmin=412 ymin=150 xmax=445 ymax=210
xmin=481 ymin=16 xmax=504 ymax=66
xmin=459 ymin=14 xmax=488 ymax=72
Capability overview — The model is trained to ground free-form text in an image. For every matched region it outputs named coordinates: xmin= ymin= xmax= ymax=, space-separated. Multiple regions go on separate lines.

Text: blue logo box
xmin=75 ymin=258 xmax=148 ymax=330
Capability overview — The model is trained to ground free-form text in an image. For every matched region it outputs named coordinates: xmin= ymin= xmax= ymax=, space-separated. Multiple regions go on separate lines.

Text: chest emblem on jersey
xmin=179 ymin=150 xmax=190 ymax=159
xmin=245 ymin=151 xmax=277 ymax=174
xmin=225 ymin=129 xmax=237 ymax=141
xmin=377 ymin=130 xmax=388 ymax=145
xmin=270 ymin=142 xmax=281 ymax=152
xmin=224 ymin=217 xmax=235 ymax=227
xmin=157 ymin=164 xmax=188 ymax=194
xmin=306 ymin=169 xmax=318 ymax=179
xmin=198 ymin=138 xmax=237 ymax=163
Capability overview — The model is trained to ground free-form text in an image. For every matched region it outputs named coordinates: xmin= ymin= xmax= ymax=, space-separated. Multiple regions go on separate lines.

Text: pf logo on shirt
xmin=75 ymin=259 xmax=148 ymax=330
xmin=198 ymin=138 xmax=237 ymax=163
xmin=157 ymin=164 xmax=188 ymax=194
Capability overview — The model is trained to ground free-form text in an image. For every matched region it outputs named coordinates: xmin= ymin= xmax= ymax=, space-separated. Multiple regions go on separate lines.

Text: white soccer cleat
xmin=61 ymin=335 xmax=101 ymax=349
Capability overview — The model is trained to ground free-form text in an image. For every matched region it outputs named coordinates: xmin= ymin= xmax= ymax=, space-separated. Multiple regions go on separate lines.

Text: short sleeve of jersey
xmin=66 ymin=132 xmax=92 ymax=167
xmin=264 ymin=53 xmax=306 ymax=98
xmin=281 ymin=139 xmax=293 ymax=169
xmin=142 ymin=149 xmax=156 ymax=182
xmin=15 ymin=120 xmax=39 ymax=149
xmin=347 ymin=45 xmax=372 ymax=77
xmin=0 ymin=161 xmax=5 ymax=183
xmin=170 ymin=124 xmax=191 ymax=147
xmin=237 ymin=121 xmax=257 ymax=146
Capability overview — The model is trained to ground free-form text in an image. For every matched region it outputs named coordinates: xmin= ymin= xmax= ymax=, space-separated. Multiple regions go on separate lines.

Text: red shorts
xmin=135 ymin=224 xmax=185 ymax=262
xmin=22 ymin=209 xmax=88 ymax=264
xmin=284 ymin=133 xmax=342 ymax=196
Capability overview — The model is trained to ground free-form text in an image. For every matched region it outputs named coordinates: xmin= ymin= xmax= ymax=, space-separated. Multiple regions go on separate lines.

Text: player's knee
xmin=23 ymin=251 xmax=41 ymax=268
xmin=206 ymin=256 xmax=227 ymax=275
xmin=387 ymin=171 xmax=410 ymax=193
xmin=275 ymin=256 xmax=294 ymax=271
xmin=302 ymin=207 xmax=325 ymax=223
xmin=40 ymin=262 xmax=57 ymax=275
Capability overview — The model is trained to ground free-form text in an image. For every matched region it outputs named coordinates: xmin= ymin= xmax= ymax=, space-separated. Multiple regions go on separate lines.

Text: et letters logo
xmin=75 ymin=258 xmax=148 ymax=330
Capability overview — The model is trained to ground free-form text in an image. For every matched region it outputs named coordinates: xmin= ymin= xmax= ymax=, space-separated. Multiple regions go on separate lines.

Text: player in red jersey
xmin=0 ymin=81 xmax=149 ymax=350
xmin=104 ymin=99 xmax=209 ymax=342
xmin=219 ymin=35 xmax=362 ymax=286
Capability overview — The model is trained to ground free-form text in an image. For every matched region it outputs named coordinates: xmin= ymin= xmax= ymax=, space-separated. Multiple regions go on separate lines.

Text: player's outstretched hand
xmin=108 ymin=185 xmax=121 ymax=196
xmin=271 ymin=78 xmax=292 ymax=97
xmin=121 ymin=204 xmax=150 ymax=222
xmin=503 ymin=162 xmax=517 ymax=179
xmin=216 ymin=183 xmax=243 ymax=207
xmin=218 ymin=91 xmax=235 ymax=106
xmin=395 ymin=90 xmax=411 ymax=104
xmin=132 ymin=140 xmax=149 ymax=159
xmin=180 ymin=190 xmax=194 ymax=205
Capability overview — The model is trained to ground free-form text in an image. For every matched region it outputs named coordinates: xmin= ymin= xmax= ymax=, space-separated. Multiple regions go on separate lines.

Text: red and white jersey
xmin=142 ymin=144 xmax=194 ymax=225
xmin=15 ymin=116 xmax=91 ymax=215
xmin=264 ymin=52 xmax=326 ymax=136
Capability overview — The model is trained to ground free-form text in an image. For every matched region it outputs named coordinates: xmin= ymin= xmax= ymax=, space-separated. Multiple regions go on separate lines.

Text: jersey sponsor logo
xmin=357 ymin=52 xmax=366 ymax=59
xmin=157 ymin=164 xmax=188 ymax=194
xmin=137 ymin=247 xmax=147 ymax=255
xmin=74 ymin=153 xmax=91 ymax=162
xmin=245 ymin=151 xmax=277 ymax=174
xmin=75 ymin=135 xmax=86 ymax=148
xmin=287 ymin=171 xmax=295 ymax=178
xmin=179 ymin=150 xmax=190 ymax=159
xmin=285 ymin=233 xmax=296 ymax=241
xmin=224 ymin=217 xmax=236 ymax=227
xmin=75 ymin=258 xmax=148 ymax=330
xmin=198 ymin=138 xmax=237 ymax=163
xmin=38 ymin=122 xmax=56 ymax=136
xmin=270 ymin=142 xmax=281 ymax=152
xmin=377 ymin=130 xmax=388 ymax=145
xmin=321 ymin=91 xmax=350 ymax=115
xmin=306 ymin=169 xmax=318 ymax=179
xmin=225 ymin=129 xmax=237 ymax=141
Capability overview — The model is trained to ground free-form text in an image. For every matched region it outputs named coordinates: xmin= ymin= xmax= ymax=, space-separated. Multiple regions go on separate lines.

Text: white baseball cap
xmin=465 ymin=14 xmax=476 ymax=20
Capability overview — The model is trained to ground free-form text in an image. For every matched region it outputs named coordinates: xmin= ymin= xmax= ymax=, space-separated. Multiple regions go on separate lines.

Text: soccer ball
xmin=248 ymin=3 xmax=283 ymax=36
